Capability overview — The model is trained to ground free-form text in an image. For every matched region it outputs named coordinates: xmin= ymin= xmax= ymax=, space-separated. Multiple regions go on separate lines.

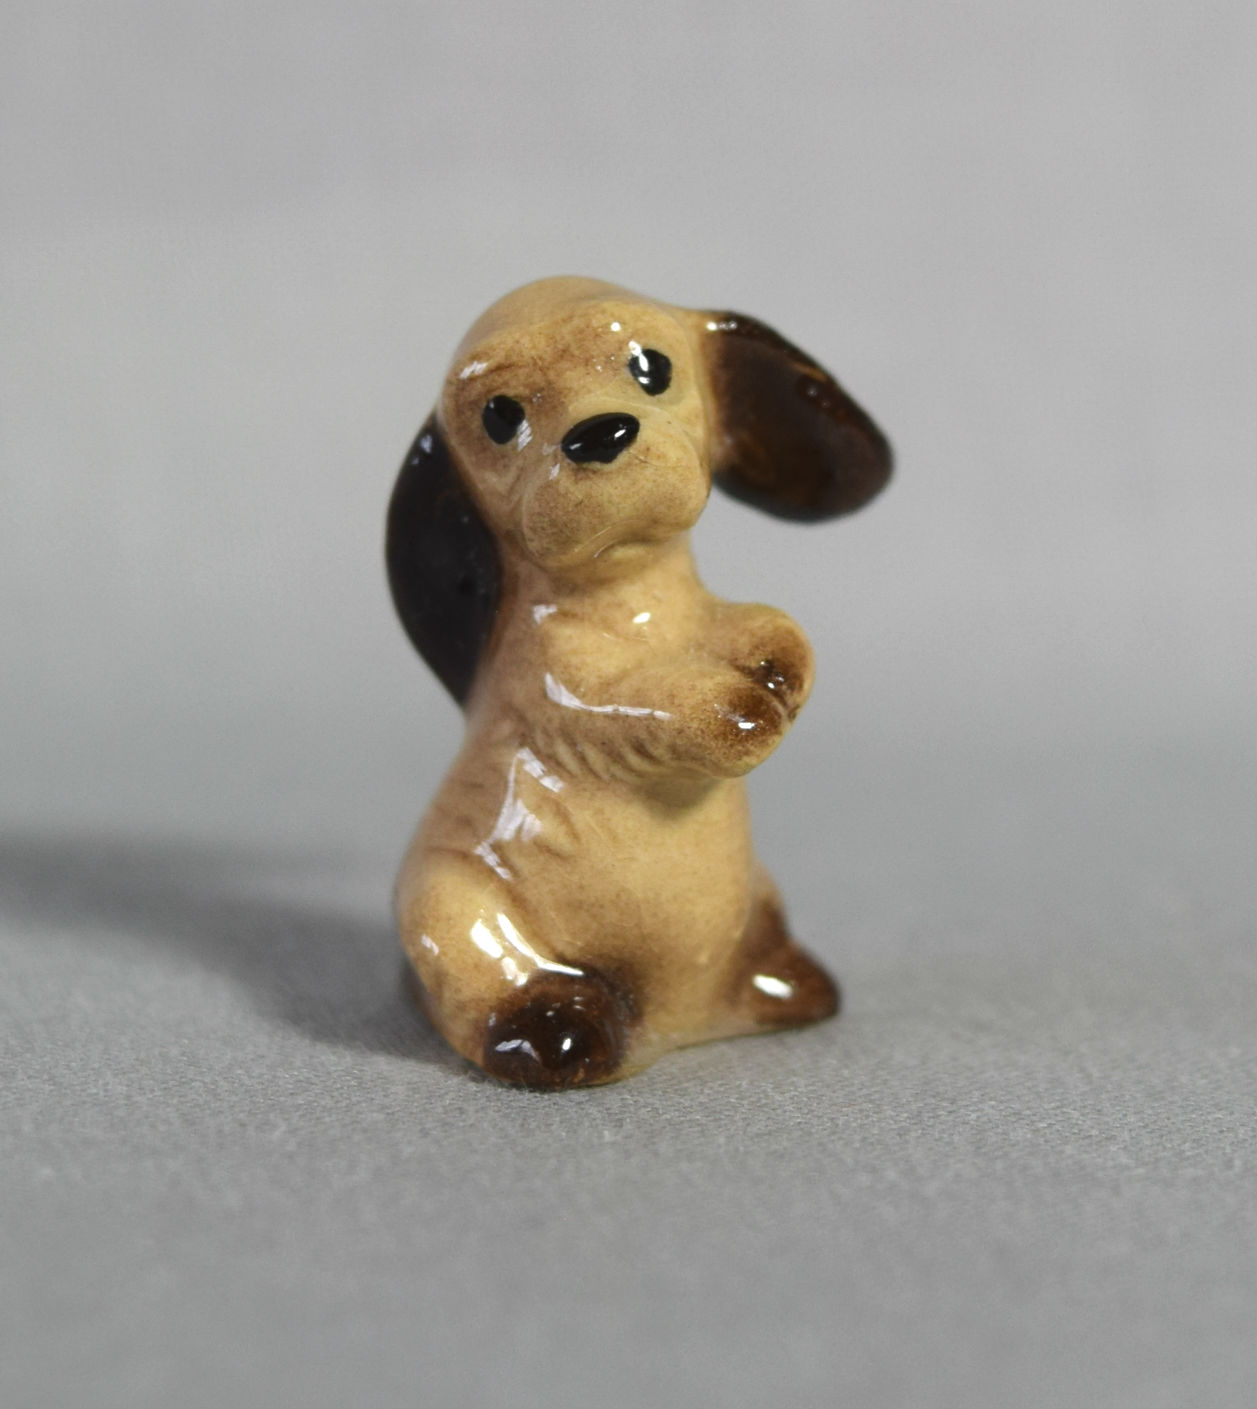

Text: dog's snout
xmin=560 ymin=414 xmax=640 ymax=465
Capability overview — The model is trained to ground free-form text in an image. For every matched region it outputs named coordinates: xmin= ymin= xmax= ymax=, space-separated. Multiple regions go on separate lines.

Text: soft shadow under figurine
xmin=386 ymin=277 xmax=891 ymax=1088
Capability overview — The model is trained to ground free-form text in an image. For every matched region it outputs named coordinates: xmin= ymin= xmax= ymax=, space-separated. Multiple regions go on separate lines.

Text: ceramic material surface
xmin=386 ymin=277 xmax=892 ymax=1088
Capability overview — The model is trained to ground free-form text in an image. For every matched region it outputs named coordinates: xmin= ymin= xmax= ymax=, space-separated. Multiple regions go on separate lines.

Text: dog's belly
xmin=416 ymin=741 xmax=756 ymax=980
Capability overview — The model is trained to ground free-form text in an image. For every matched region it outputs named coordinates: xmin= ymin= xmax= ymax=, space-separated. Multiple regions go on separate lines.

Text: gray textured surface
xmin=3 ymin=3 xmax=1256 ymax=1407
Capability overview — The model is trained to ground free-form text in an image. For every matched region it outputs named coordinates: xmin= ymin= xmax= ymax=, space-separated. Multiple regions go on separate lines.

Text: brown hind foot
xmin=481 ymin=970 xmax=634 ymax=1090
xmin=735 ymin=898 xmax=841 ymax=1029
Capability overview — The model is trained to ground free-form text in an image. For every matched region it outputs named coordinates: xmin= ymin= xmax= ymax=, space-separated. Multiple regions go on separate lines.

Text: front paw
xmin=667 ymin=677 xmax=790 ymax=780
xmin=706 ymin=629 xmax=812 ymax=775
xmin=724 ymin=606 xmax=814 ymax=721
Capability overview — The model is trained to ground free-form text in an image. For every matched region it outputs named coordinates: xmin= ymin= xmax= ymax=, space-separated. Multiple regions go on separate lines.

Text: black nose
xmin=560 ymin=413 xmax=639 ymax=465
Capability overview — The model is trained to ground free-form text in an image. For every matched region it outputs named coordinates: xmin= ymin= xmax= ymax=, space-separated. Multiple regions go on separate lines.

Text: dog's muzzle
xmin=561 ymin=413 xmax=639 ymax=465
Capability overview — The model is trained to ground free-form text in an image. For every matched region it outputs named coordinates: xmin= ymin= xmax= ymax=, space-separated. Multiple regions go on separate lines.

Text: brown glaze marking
xmin=386 ymin=278 xmax=886 ymax=1087
xmin=737 ymin=627 xmax=812 ymax=723
xmin=699 ymin=311 xmax=893 ymax=522
xmin=730 ymin=893 xmax=841 ymax=1029
xmin=482 ymin=967 xmax=635 ymax=1090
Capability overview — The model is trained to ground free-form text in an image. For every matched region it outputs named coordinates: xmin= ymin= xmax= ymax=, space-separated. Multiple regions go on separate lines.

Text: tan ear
xmin=385 ymin=415 xmax=502 ymax=706
xmin=694 ymin=311 xmax=892 ymax=521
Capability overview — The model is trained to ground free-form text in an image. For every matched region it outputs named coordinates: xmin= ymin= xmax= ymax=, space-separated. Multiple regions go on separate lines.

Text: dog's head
xmin=387 ymin=277 xmax=892 ymax=704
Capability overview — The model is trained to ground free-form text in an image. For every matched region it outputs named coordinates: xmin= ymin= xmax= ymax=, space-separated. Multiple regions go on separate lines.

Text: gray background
xmin=3 ymin=3 xmax=1255 ymax=1406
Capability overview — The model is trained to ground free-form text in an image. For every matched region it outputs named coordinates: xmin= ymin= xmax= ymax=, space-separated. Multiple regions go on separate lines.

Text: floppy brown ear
xmin=385 ymin=415 xmax=501 ymax=707
xmin=696 ymin=311 xmax=892 ymax=521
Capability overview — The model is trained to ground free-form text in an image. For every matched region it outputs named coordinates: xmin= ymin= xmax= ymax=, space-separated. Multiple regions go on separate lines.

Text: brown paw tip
xmin=749 ymin=953 xmax=841 ymax=1027
xmin=720 ymin=683 xmax=787 ymax=742
xmin=745 ymin=656 xmax=802 ymax=717
xmin=482 ymin=975 xmax=629 ymax=1090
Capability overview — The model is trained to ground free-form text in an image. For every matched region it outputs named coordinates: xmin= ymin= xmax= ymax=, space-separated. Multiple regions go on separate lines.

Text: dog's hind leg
xmin=397 ymin=853 xmax=635 ymax=1089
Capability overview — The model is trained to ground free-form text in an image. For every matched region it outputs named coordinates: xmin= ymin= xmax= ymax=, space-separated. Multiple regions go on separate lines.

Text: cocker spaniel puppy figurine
xmin=386 ymin=277 xmax=891 ymax=1088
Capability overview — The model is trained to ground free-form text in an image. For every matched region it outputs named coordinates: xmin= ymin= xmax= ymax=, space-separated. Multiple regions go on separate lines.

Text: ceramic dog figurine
xmin=386 ymin=277 xmax=891 ymax=1088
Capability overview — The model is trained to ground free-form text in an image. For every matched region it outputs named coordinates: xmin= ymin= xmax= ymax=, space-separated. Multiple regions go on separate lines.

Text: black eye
xmin=482 ymin=396 xmax=526 ymax=444
xmin=627 ymin=347 xmax=672 ymax=396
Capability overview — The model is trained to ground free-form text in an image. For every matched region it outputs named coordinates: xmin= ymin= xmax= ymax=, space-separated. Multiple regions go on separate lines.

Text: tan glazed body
xmin=386 ymin=277 xmax=892 ymax=1088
